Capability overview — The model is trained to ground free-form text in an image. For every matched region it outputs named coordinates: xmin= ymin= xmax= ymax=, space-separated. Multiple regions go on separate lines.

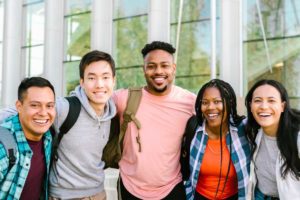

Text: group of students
xmin=0 ymin=41 xmax=299 ymax=200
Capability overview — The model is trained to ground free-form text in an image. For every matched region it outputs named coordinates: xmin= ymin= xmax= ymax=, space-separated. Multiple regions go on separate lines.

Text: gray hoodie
xmin=49 ymin=86 xmax=116 ymax=198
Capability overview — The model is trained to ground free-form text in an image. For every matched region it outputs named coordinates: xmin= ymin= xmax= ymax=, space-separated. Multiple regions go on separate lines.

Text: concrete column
xmin=91 ymin=0 xmax=113 ymax=54
xmin=220 ymin=0 xmax=243 ymax=97
xmin=148 ymin=0 xmax=170 ymax=42
xmin=220 ymin=0 xmax=245 ymax=114
xmin=44 ymin=0 xmax=65 ymax=96
xmin=2 ymin=0 xmax=23 ymax=107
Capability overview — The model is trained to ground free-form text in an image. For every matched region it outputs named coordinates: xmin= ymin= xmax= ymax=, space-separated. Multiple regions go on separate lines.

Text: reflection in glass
xmin=114 ymin=0 xmax=148 ymax=18
xmin=65 ymin=13 xmax=91 ymax=62
xmin=23 ymin=0 xmax=43 ymax=4
xmin=116 ymin=67 xmax=145 ymax=88
xmin=23 ymin=2 xmax=45 ymax=46
xmin=113 ymin=0 xmax=148 ymax=89
xmin=23 ymin=45 xmax=44 ymax=76
xmin=171 ymin=0 xmax=217 ymax=23
xmin=65 ymin=0 xmax=91 ymax=15
xmin=113 ymin=16 xmax=147 ymax=69
xmin=244 ymin=0 xmax=300 ymax=109
xmin=64 ymin=61 xmax=80 ymax=95
xmin=170 ymin=0 xmax=220 ymax=92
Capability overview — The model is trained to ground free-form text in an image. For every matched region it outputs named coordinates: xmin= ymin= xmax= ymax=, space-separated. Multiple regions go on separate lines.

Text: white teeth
xmin=207 ymin=113 xmax=218 ymax=119
xmin=153 ymin=77 xmax=165 ymax=84
xmin=34 ymin=119 xmax=48 ymax=124
xmin=258 ymin=113 xmax=271 ymax=117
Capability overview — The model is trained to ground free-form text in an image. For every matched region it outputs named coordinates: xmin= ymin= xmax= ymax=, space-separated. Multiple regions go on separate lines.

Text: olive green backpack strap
xmin=117 ymin=87 xmax=143 ymax=157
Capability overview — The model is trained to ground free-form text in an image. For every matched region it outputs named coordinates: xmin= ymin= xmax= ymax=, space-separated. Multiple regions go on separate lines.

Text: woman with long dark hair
xmin=185 ymin=79 xmax=250 ymax=200
xmin=245 ymin=79 xmax=300 ymax=199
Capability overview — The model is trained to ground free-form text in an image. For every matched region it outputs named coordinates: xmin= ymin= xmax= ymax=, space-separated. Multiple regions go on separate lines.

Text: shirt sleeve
xmin=0 ymin=143 xmax=9 ymax=182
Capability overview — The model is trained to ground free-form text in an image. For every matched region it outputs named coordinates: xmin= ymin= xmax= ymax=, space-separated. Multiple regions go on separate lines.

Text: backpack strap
xmin=118 ymin=87 xmax=142 ymax=155
xmin=180 ymin=115 xmax=198 ymax=180
xmin=0 ymin=126 xmax=17 ymax=170
xmin=53 ymin=96 xmax=81 ymax=161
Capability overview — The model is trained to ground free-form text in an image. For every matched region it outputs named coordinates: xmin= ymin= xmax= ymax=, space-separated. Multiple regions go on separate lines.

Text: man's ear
xmin=16 ymin=100 xmax=22 ymax=112
xmin=80 ymin=78 xmax=84 ymax=87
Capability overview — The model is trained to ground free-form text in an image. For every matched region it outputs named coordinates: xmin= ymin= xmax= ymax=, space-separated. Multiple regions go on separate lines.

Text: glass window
xmin=244 ymin=0 xmax=300 ymax=109
xmin=114 ymin=0 xmax=148 ymax=18
xmin=64 ymin=61 xmax=80 ymax=95
xmin=113 ymin=0 xmax=148 ymax=89
xmin=64 ymin=13 xmax=91 ymax=62
xmin=22 ymin=45 xmax=44 ymax=76
xmin=65 ymin=0 xmax=91 ymax=15
xmin=170 ymin=0 xmax=220 ymax=93
xmin=171 ymin=0 xmax=212 ymax=23
xmin=22 ymin=1 xmax=45 ymax=77
xmin=23 ymin=0 xmax=43 ymax=4
xmin=23 ymin=2 xmax=45 ymax=46
xmin=64 ymin=1 xmax=91 ymax=94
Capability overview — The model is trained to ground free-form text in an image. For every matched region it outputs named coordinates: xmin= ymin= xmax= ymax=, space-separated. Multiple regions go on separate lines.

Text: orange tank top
xmin=196 ymin=137 xmax=238 ymax=199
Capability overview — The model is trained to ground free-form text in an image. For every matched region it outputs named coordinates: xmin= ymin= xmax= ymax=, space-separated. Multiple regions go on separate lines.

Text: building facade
xmin=0 ymin=0 xmax=299 ymax=110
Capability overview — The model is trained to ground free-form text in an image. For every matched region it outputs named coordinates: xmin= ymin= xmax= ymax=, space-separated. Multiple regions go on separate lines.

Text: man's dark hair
xmin=18 ymin=77 xmax=55 ymax=101
xmin=79 ymin=50 xmax=116 ymax=79
xmin=141 ymin=41 xmax=176 ymax=58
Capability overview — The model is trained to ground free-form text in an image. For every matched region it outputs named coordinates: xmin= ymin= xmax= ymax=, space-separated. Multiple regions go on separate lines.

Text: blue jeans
xmin=254 ymin=187 xmax=280 ymax=200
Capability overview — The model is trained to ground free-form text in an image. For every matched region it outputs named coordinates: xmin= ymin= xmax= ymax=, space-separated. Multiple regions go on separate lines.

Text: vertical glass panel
xmin=23 ymin=2 xmax=45 ymax=46
xmin=171 ymin=21 xmax=212 ymax=76
xmin=23 ymin=0 xmax=43 ymax=4
xmin=283 ymin=0 xmax=300 ymax=36
xmin=114 ymin=0 xmax=148 ymax=18
xmin=113 ymin=16 xmax=147 ymax=69
xmin=176 ymin=76 xmax=209 ymax=93
xmin=65 ymin=0 xmax=91 ymax=15
xmin=113 ymin=0 xmax=148 ymax=89
xmin=116 ymin=67 xmax=145 ymax=88
xmin=65 ymin=12 xmax=91 ymax=61
xmin=244 ymin=0 xmax=300 ymax=109
xmin=171 ymin=0 xmax=212 ymax=23
xmin=64 ymin=61 xmax=80 ymax=94
xmin=23 ymin=45 xmax=44 ymax=76
xmin=170 ymin=0 xmax=220 ymax=91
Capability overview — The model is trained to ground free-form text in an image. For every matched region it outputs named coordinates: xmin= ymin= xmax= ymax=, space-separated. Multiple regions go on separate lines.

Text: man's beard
xmin=152 ymin=85 xmax=168 ymax=93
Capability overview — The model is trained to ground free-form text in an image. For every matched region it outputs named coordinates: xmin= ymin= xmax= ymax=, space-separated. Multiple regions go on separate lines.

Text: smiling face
xmin=143 ymin=49 xmax=176 ymax=96
xmin=250 ymin=84 xmax=285 ymax=136
xmin=201 ymin=87 xmax=228 ymax=134
xmin=80 ymin=60 xmax=115 ymax=115
xmin=16 ymin=86 xmax=56 ymax=141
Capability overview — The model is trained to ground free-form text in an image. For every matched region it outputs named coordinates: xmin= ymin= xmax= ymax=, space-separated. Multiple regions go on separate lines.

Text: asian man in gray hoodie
xmin=0 ymin=50 xmax=116 ymax=200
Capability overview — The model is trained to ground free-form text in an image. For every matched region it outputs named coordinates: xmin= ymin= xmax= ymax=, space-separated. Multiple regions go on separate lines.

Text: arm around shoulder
xmin=0 ymin=107 xmax=17 ymax=123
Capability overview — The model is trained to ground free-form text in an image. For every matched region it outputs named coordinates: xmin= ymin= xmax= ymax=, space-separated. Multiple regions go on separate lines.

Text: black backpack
xmin=180 ymin=115 xmax=198 ymax=181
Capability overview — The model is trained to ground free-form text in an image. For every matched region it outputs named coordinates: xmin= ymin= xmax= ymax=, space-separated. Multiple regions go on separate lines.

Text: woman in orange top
xmin=185 ymin=79 xmax=250 ymax=200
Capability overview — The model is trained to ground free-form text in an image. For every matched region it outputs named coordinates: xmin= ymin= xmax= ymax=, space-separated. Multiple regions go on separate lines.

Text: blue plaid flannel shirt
xmin=0 ymin=115 xmax=52 ymax=200
xmin=185 ymin=121 xmax=250 ymax=200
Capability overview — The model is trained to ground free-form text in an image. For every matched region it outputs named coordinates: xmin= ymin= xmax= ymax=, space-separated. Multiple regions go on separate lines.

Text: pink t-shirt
xmin=112 ymin=85 xmax=196 ymax=199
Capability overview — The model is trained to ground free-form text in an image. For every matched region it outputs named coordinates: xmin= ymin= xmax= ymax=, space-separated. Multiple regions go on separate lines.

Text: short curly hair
xmin=141 ymin=41 xmax=176 ymax=58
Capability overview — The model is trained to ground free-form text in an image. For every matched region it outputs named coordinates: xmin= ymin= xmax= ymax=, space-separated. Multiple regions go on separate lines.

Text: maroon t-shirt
xmin=20 ymin=139 xmax=46 ymax=200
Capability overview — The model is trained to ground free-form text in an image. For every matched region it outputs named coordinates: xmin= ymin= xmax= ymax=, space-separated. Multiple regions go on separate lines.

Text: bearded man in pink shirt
xmin=113 ymin=41 xmax=196 ymax=200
